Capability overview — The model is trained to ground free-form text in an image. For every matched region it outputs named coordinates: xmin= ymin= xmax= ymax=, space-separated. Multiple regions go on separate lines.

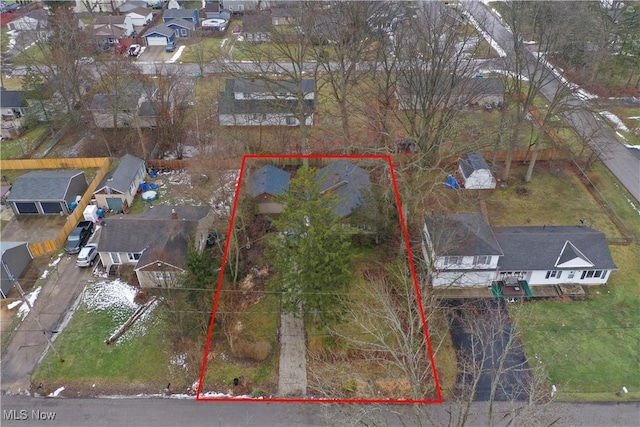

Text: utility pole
xmin=7 ymin=265 xmax=65 ymax=363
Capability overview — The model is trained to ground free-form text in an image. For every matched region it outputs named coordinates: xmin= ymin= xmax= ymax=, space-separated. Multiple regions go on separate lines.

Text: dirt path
xmin=277 ymin=313 xmax=307 ymax=397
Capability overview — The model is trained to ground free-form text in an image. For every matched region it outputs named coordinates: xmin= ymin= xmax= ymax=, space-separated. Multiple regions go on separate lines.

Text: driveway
xmin=0 ymin=210 xmax=67 ymax=244
xmin=0 ymin=227 xmax=102 ymax=394
xmin=447 ymin=299 xmax=531 ymax=401
xmin=137 ymin=46 xmax=176 ymax=63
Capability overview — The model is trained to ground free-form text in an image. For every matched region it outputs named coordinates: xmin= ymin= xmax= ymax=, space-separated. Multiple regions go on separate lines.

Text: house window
xmin=242 ymin=93 xmax=251 ymax=99
xmin=180 ymin=28 xmax=188 ymax=37
xmin=568 ymin=270 xmax=575 ymax=279
xmin=286 ymin=116 xmax=297 ymax=125
xmin=474 ymin=255 xmax=491 ymax=265
xmin=127 ymin=253 xmax=141 ymax=262
xmin=110 ymin=252 xmax=121 ymax=264
xmin=581 ymin=270 xmax=604 ymax=280
xmin=444 ymin=256 xmax=461 ymax=266
xmin=545 ymin=270 xmax=562 ymax=279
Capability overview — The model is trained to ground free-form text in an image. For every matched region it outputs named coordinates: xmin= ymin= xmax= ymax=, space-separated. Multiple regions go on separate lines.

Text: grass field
xmin=508 ymin=160 xmax=640 ymax=401
xmin=0 ymin=123 xmax=50 ymax=160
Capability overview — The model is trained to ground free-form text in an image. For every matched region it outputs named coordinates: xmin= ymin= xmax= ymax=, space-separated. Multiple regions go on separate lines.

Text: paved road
xmin=1 ymin=395 xmax=638 ymax=426
xmin=0 ymin=231 xmax=100 ymax=394
xmin=463 ymin=1 xmax=640 ymax=203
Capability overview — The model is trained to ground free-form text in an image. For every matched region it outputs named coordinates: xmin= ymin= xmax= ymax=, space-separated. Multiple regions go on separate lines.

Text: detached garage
xmin=6 ymin=170 xmax=88 ymax=215
xmin=144 ymin=23 xmax=176 ymax=46
xmin=1 ymin=242 xmax=33 ymax=298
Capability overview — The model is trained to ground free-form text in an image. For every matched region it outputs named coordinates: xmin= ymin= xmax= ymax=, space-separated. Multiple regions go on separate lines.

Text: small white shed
xmin=458 ymin=151 xmax=496 ymax=189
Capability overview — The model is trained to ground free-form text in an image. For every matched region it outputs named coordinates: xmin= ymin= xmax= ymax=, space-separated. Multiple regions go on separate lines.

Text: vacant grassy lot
xmin=0 ymin=123 xmax=50 ymax=160
xmin=506 ymin=161 xmax=640 ymax=401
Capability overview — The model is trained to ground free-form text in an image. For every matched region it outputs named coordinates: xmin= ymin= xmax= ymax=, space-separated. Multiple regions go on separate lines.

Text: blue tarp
xmin=444 ymin=175 xmax=460 ymax=189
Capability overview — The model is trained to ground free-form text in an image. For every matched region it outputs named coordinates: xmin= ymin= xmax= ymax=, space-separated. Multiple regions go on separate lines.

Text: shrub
xmin=232 ymin=338 xmax=272 ymax=362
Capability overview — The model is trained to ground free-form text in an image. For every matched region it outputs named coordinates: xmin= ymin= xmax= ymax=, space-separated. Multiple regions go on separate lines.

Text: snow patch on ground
xmin=600 ymin=111 xmax=631 ymax=132
xmin=48 ymin=386 xmax=65 ymax=397
xmin=16 ymin=287 xmax=42 ymax=320
xmin=210 ymin=170 xmax=239 ymax=217
xmin=167 ymin=45 xmax=186 ymax=63
xmin=170 ymin=353 xmax=188 ymax=372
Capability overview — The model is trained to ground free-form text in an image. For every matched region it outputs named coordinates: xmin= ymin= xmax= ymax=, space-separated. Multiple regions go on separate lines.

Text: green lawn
xmin=180 ymin=38 xmax=225 ymax=64
xmin=511 ymin=160 xmax=640 ymax=401
xmin=0 ymin=123 xmax=50 ymax=159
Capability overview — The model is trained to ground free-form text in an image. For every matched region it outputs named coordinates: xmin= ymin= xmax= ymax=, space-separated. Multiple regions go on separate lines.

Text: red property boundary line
xmin=197 ymin=154 xmax=443 ymax=404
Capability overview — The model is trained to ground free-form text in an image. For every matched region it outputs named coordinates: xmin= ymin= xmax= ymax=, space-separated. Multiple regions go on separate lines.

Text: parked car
xmin=128 ymin=44 xmax=141 ymax=56
xmin=76 ymin=243 xmax=98 ymax=267
xmin=65 ymin=221 xmax=94 ymax=254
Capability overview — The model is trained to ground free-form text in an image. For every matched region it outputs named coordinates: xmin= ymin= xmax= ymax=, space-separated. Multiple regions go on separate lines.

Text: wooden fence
xmin=1 ymin=158 xmax=111 ymax=257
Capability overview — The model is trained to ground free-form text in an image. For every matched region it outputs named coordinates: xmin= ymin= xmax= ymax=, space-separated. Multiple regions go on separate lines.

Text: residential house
xmin=201 ymin=1 xmax=222 ymax=19
xmin=7 ymin=9 xmax=48 ymax=32
xmin=97 ymin=206 xmax=214 ymax=287
xmin=119 ymin=1 xmax=151 ymax=13
xmin=74 ymin=0 xmax=126 ymax=14
xmin=316 ymin=160 xmax=373 ymax=219
xmin=421 ymin=213 xmax=504 ymax=288
xmin=6 ymin=170 xmax=88 ymax=215
xmin=394 ymin=76 xmax=505 ymax=110
xmin=218 ymin=78 xmax=316 ymax=127
xmin=0 ymin=89 xmax=25 ymax=138
xmin=247 ymin=165 xmax=290 ymax=214
xmin=270 ymin=7 xmax=297 ymax=26
xmin=242 ymin=14 xmax=272 ymax=42
xmin=458 ymin=151 xmax=496 ymax=189
xmin=162 ymin=8 xmax=200 ymax=26
xmin=1 ymin=242 xmax=32 ymax=298
xmin=421 ymin=212 xmax=618 ymax=291
xmin=165 ymin=17 xmax=196 ymax=38
xmin=87 ymin=82 xmax=159 ymax=128
xmin=93 ymin=154 xmax=146 ymax=213
xmin=224 ymin=0 xmax=260 ymax=14
xmin=144 ymin=23 xmax=176 ymax=46
xmin=126 ymin=7 xmax=154 ymax=27
xmin=92 ymin=15 xmax=135 ymax=47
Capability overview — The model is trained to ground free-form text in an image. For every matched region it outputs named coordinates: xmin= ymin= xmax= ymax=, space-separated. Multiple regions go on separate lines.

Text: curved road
xmin=463 ymin=1 xmax=640 ymax=203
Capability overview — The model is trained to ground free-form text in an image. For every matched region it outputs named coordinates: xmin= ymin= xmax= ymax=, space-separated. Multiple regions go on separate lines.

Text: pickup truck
xmin=65 ymin=221 xmax=94 ymax=254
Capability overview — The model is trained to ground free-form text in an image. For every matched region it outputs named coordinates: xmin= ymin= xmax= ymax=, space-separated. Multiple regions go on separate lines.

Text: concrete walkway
xmin=277 ymin=313 xmax=307 ymax=397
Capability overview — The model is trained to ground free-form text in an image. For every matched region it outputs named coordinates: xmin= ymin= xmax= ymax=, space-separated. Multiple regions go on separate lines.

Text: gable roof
xmin=316 ymin=160 xmax=371 ymax=218
xmin=424 ymin=212 xmax=504 ymax=256
xmin=98 ymin=205 xmax=210 ymax=268
xmin=493 ymin=226 xmax=617 ymax=271
xmin=94 ymin=15 xmax=127 ymax=26
xmin=1 ymin=241 xmax=29 ymax=254
xmin=165 ymin=17 xmax=195 ymax=30
xmin=145 ymin=23 xmax=176 ymax=38
xmin=0 ymin=89 xmax=24 ymax=108
xmin=119 ymin=1 xmax=149 ymax=13
xmin=230 ymin=78 xmax=315 ymax=95
xmin=459 ymin=151 xmax=490 ymax=178
xmin=95 ymin=154 xmax=145 ymax=195
xmin=242 ymin=14 xmax=272 ymax=33
xmin=7 ymin=170 xmax=85 ymax=202
xmin=163 ymin=8 xmax=197 ymax=20
xmin=248 ymin=165 xmax=290 ymax=197
xmin=127 ymin=7 xmax=153 ymax=17
xmin=21 ymin=9 xmax=48 ymax=23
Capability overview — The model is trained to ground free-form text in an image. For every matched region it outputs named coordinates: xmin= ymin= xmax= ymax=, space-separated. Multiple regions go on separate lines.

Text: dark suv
xmin=65 ymin=221 xmax=94 ymax=254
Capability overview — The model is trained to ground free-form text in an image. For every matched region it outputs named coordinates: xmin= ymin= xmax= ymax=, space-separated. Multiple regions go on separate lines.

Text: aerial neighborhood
xmin=0 ymin=0 xmax=638 ymax=424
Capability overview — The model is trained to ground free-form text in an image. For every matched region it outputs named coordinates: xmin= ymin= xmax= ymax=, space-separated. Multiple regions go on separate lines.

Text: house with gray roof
xmin=247 ymin=165 xmax=290 ymax=213
xmin=421 ymin=212 xmax=618 ymax=292
xmin=144 ymin=23 xmax=177 ymax=47
xmin=97 ymin=205 xmax=213 ymax=287
xmin=165 ymin=17 xmax=196 ymax=38
xmin=1 ymin=242 xmax=32 ymax=298
xmin=316 ymin=160 xmax=372 ymax=219
xmin=421 ymin=213 xmax=503 ymax=288
xmin=6 ymin=170 xmax=88 ymax=215
xmin=162 ymin=8 xmax=199 ymax=26
xmin=0 ymin=88 xmax=26 ymax=118
xmin=458 ymin=151 xmax=496 ymax=189
xmin=218 ymin=78 xmax=316 ymax=126
xmin=93 ymin=154 xmax=146 ymax=213
xmin=242 ymin=13 xmax=272 ymax=42
xmin=88 ymin=82 xmax=159 ymax=128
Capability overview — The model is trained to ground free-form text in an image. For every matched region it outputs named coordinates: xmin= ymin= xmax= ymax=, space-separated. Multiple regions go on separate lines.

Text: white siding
xmin=432 ymin=270 xmax=496 ymax=287
xmin=219 ymin=113 xmax=313 ymax=127
xmin=528 ymin=269 xmax=611 ymax=286
xmin=461 ymin=168 xmax=496 ymax=189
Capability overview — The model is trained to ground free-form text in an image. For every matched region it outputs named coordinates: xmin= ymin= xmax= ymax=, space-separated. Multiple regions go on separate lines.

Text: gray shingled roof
xmin=459 ymin=151 xmax=490 ymax=178
xmin=424 ymin=212 xmax=504 ymax=256
xmin=231 ymin=78 xmax=315 ymax=96
xmin=1 ymin=241 xmax=29 ymax=253
xmin=316 ymin=160 xmax=371 ymax=218
xmin=98 ymin=206 xmax=210 ymax=268
xmin=242 ymin=14 xmax=273 ymax=33
xmin=163 ymin=8 xmax=198 ymax=20
xmin=166 ymin=17 xmax=194 ymax=30
xmin=248 ymin=165 xmax=290 ymax=197
xmin=145 ymin=23 xmax=176 ymax=37
xmin=494 ymin=226 xmax=618 ymax=271
xmin=0 ymin=90 xmax=24 ymax=108
xmin=7 ymin=170 xmax=85 ymax=202
xmin=218 ymin=95 xmax=315 ymax=115
xmin=95 ymin=154 xmax=145 ymax=195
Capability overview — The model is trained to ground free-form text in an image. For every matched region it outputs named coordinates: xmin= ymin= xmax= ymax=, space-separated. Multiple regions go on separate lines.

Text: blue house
xmin=144 ymin=23 xmax=176 ymax=47
xmin=162 ymin=9 xmax=200 ymax=26
xmin=247 ymin=165 xmax=290 ymax=214
xmin=165 ymin=18 xmax=196 ymax=38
